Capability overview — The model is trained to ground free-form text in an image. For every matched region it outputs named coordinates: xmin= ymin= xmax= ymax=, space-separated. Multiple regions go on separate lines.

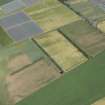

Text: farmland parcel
xmin=24 ymin=2 xmax=81 ymax=32
xmin=16 ymin=50 xmax=105 ymax=105
xmin=62 ymin=0 xmax=105 ymax=33
xmin=35 ymin=31 xmax=87 ymax=71
xmin=59 ymin=19 xmax=105 ymax=57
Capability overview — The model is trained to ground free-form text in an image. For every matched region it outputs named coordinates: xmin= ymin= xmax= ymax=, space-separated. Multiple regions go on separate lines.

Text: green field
xmin=16 ymin=49 xmax=105 ymax=105
xmin=59 ymin=19 xmax=105 ymax=57
xmin=0 ymin=26 xmax=13 ymax=46
xmin=63 ymin=0 xmax=105 ymax=35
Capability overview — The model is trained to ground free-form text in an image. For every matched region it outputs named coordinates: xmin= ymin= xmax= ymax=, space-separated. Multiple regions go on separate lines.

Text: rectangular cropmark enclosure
xmin=35 ymin=31 xmax=87 ymax=72
xmin=59 ymin=19 xmax=105 ymax=57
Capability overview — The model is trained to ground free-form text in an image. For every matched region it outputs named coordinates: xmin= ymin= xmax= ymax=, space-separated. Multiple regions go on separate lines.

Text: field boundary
xmin=32 ymin=38 xmax=64 ymax=74
xmin=58 ymin=29 xmax=90 ymax=59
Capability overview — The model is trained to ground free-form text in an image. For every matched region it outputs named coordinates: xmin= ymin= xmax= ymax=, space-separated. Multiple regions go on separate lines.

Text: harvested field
xmin=25 ymin=4 xmax=80 ymax=32
xmin=92 ymin=97 xmax=105 ymax=105
xmin=7 ymin=53 xmax=32 ymax=74
xmin=59 ymin=19 xmax=105 ymax=57
xmin=35 ymin=31 xmax=87 ymax=71
xmin=6 ymin=59 xmax=60 ymax=104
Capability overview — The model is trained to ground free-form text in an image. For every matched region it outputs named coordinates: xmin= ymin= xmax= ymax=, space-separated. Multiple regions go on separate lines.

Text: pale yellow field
xmin=97 ymin=21 xmax=105 ymax=33
xmin=25 ymin=4 xmax=81 ymax=32
xmin=92 ymin=97 xmax=105 ymax=105
xmin=35 ymin=31 xmax=87 ymax=71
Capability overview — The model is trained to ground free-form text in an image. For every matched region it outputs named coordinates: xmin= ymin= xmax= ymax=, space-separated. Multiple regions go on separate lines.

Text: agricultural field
xmin=62 ymin=0 xmax=105 ymax=33
xmin=0 ymin=12 xmax=43 ymax=41
xmin=0 ymin=0 xmax=105 ymax=105
xmin=7 ymin=59 xmax=60 ymax=104
xmin=0 ymin=26 xmax=13 ymax=46
xmin=0 ymin=0 xmax=13 ymax=6
xmin=24 ymin=0 xmax=61 ymax=13
xmin=0 ymin=39 xmax=61 ymax=105
xmin=16 ymin=49 xmax=105 ymax=105
xmin=59 ymin=19 xmax=105 ymax=57
xmin=91 ymin=97 xmax=105 ymax=105
xmin=24 ymin=3 xmax=81 ymax=32
xmin=35 ymin=31 xmax=87 ymax=71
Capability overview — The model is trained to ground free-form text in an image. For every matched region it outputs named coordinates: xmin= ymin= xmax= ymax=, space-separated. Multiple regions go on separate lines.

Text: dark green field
xmin=16 ymin=49 xmax=105 ymax=105
xmin=0 ymin=26 xmax=13 ymax=46
xmin=59 ymin=19 xmax=105 ymax=57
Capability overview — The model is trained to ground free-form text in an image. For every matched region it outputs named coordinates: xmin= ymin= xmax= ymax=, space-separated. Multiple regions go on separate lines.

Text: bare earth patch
xmin=7 ymin=53 xmax=32 ymax=73
xmin=6 ymin=59 xmax=60 ymax=104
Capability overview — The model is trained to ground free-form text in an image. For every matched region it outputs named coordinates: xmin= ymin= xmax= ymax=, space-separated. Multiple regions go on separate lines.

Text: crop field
xmin=62 ymin=0 xmax=105 ymax=33
xmin=91 ymin=97 xmax=105 ymax=105
xmin=59 ymin=19 xmax=105 ymax=57
xmin=0 ymin=40 xmax=43 ymax=63
xmin=0 ymin=39 xmax=61 ymax=104
xmin=0 ymin=26 xmax=13 ymax=46
xmin=0 ymin=12 xmax=43 ymax=41
xmin=1 ymin=0 xmax=105 ymax=105
xmin=16 ymin=49 xmax=105 ymax=105
xmin=0 ymin=40 xmax=42 ymax=74
xmin=0 ymin=0 xmax=13 ymax=6
xmin=97 ymin=21 xmax=105 ymax=33
xmin=7 ymin=59 xmax=60 ymax=104
xmin=0 ymin=9 xmax=4 ymax=17
xmin=35 ymin=31 xmax=87 ymax=71
xmin=24 ymin=4 xmax=81 ymax=32
xmin=90 ymin=0 xmax=105 ymax=12
xmin=24 ymin=0 xmax=61 ymax=13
